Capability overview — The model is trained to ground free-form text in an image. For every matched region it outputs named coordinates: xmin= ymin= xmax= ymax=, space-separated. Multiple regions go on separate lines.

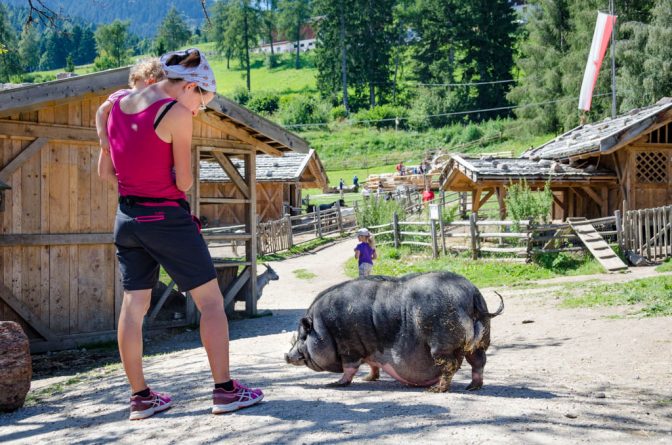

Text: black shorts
xmin=114 ymin=203 xmax=217 ymax=292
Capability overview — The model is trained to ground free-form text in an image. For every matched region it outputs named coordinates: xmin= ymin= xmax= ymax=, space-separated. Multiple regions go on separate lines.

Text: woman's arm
xmin=97 ymin=149 xmax=116 ymax=183
xmin=161 ymin=103 xmax=194 ymax=192
xmin=95 ymin=100 xmax=113 ymax=152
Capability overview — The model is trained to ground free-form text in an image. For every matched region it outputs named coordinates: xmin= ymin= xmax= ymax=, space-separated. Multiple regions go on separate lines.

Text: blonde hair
xmin=359 ymin=233 xmax=376 ymax=249
xmin=128 ymin=58 xmax=164 ymax=87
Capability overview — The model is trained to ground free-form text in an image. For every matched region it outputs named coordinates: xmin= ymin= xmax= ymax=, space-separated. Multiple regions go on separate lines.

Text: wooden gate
xmin=623 ymin=205 xmax=672 ymax=261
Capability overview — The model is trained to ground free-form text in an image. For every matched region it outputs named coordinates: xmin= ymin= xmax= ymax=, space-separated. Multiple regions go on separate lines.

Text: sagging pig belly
xmin=365 ymin=350 xmax=441 ymax=387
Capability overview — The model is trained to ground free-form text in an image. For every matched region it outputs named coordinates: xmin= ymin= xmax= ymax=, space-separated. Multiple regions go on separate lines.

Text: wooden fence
xmin=370 ymin=211 xmax=621 ymax=261
xmin=622 ymin=205 xmax=672 ymax=261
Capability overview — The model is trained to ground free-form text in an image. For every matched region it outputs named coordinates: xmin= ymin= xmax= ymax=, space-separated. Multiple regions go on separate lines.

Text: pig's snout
xmin=285 ymin=349 xmax=306 ymax=366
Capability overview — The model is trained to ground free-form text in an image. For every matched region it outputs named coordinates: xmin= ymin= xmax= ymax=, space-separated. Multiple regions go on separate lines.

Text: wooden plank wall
xmin=0 ymin=95 xmax=120 ymax=339
xmin=627 ymin=145 xmax=672 ymax=211
xmin=200 ymin=182 xmax=284 ymax=225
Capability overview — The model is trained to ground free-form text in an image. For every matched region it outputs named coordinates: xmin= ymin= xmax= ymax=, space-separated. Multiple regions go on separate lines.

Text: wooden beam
xmin=199 ymin=197 xmax=250 ymax=205
xmin=581 ymin=186 xmax=605 ymax=208
xmin=199 ymin=113 xmax=283 ymax=157
xmin=472 ymin=188 xmax=482 ymax=213
xmin=0 ymin=67 xmax=129 ymax=115
xmin=0 ymin=137 xmax=49 ymax=182
xmin=212 ymin=152 xmax=250 ymax=199
xmin=0 ymin=283 xmax=58 ymax=341
xmin=207 ymin=95 xmax=310 ymax=154
xmin=0 ymin=233 xmax=113 ymax=246
xmin=245 ymin=152 xmax=258 ymax=315
xmin=478 ymin=189 xmax=495 ymax=210
xmin=222 ymin=267 xmax=251 ymax=308
xmin=194 ymin=140 xmax=255 ymax=153
xmin=0 ymin=120 xmax=96 ymax=144
xmin=496 ymin=187 xmax=507 ymax=219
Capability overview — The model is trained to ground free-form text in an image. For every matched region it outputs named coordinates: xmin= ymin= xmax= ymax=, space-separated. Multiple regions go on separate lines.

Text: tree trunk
xmin=339 ymin=2 xmax=349 ymax=113
xmin=244 ymin=4 xmax=251 ymax=91
xmin=295 ymin=19 xmax=301 ymax=69
xmin=392 ymin=53 xmax=399 ymax=103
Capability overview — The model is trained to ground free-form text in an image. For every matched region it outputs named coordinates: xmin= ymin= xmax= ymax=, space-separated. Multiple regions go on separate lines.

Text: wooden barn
xmin=198 ymin=149 xmax=328 ymax=226
xmin=441 ymin=98 xmax=672 ymax=219
xmin=0 ymin=68 xmax=309 ymax=352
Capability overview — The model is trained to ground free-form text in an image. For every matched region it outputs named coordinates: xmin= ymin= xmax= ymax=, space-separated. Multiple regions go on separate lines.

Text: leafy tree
xmin=508 ymin=0 xmax=571 ymax=133
xmin=259 ymin=0 xmax=278 ymax=61
xmin=278 ymin=0 xmax=311 ymax=69
xmin=211 ymin=0 xmax=237 ymax=69
xmin=0 ymin=3 xmax=23 ymax=81
xmin=618 ymin=0 xmax=672 ymax=110
xmin=94 ymin=20 xmax=133 ymax=69
xmin=156 ymin=6 xmax=192 ymax=52
xmin=18 ymin=25 xmax=41 ymax=71
xmin=65 ymin=54 xmax=75 ymax=72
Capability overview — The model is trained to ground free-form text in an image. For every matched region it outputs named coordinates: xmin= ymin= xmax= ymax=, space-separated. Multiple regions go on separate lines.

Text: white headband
xmin=160 ymin=48 xmax=217 ymax=92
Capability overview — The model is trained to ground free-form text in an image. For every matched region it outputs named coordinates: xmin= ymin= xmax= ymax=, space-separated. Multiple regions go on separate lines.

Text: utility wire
xmin=283 ymin=93 xmax=612 ymax=129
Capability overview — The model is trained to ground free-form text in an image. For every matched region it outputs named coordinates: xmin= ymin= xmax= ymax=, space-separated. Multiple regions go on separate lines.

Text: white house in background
xmin=254 ymin=38 xmax=316 ymax=54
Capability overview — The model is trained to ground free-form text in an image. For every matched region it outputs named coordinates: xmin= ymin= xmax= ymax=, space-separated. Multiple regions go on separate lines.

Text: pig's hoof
xmin=362 ymin=374 xmax=379 ymax=382
xmin=466 ymin=381 xmax=483 ymax=391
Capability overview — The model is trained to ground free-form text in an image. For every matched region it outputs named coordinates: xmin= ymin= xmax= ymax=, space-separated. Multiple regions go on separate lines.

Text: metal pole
xmin=610 ymin=0 xmax=617 ymax=118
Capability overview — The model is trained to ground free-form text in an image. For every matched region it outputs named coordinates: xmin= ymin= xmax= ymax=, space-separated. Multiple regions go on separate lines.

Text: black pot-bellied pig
xmin=285 ymin=272 xmax=503 ymax=392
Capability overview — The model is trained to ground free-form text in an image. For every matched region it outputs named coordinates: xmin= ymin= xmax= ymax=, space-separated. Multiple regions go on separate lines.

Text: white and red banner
xmin=578 ymin=11 xmax=617 ymax=111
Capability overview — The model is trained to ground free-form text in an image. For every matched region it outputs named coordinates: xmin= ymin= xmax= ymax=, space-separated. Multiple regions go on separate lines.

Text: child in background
xmin=354 ymin=228 xmax=377 ymax=277
xmin=96 ymin=58 xmax=165 ymax=181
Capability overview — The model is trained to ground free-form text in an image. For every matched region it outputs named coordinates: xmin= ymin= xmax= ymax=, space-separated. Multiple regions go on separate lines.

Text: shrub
xmin=355 ymin=198 xmax=407 ymax=235
xmin=330 ymin=104 xmax=348 ymax=121
xmin=504 ymin=179 xmax=553 ymax=230
xmin=459 ymin=123 xmax=484 ymax=144
xmin=277 ymin=95 xmax=330 ymax=126
xmin=352 ymin=104 xmax=408 ymax=129
xmin=247 ymin=91 xmax=280 ymax=115
xmin=264 ymin=53 xmax=278 ymax=69
xmin=407 ymin=87 xmax=468 ymax=131
xmin=232 ymin=86 xmax=251 ymax=105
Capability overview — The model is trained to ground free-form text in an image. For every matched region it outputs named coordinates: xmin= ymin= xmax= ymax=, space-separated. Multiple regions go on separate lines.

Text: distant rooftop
xmin=200 ymin=150 xmax=315 ymax=183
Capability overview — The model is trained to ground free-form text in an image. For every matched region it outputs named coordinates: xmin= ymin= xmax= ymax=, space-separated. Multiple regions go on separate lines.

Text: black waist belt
xmin=119 ymin=195 xmax=190 ymax=212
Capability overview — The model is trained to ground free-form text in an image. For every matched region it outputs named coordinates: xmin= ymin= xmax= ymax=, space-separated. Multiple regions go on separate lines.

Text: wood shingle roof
xmin=524 ymin=97 xmax=672 ymax=160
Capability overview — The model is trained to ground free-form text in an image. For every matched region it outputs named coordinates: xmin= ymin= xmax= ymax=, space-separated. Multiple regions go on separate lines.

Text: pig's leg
xmin=429 ymin=348 xmax=464 ymax=393
xmin=465 ymin=347 xmax=486 ymax=391
xmin=327 ymin=365 xmax=359 ymax=387
xmin=362 ymin=365 xmax=380 ymax=382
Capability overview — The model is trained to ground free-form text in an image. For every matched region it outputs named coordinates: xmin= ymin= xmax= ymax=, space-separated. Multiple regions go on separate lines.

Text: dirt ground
xmin=1 ymin=239 xmax=671 ymax=444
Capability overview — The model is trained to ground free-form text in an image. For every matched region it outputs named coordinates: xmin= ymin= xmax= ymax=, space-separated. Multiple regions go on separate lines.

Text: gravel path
xmin=1 ymin=239 xmax=671 ymax=444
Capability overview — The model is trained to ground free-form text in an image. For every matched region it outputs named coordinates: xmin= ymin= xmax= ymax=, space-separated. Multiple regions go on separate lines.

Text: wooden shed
xmin=0 ymin=67 xmax=310 ymax=352
xmin=441 ymin=98 xmax=672 ymax=219
xmin=198 ymin=149 xmax=328 ymax=225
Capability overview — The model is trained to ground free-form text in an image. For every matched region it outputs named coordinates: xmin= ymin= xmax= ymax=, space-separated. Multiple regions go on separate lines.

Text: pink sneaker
xmin=212 ymin=381 xmax=264 ymax=414
xmin=129 ymin=389 xmax=172 ymax=420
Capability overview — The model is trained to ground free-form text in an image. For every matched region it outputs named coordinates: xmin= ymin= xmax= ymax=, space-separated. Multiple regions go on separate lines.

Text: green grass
xmin=209 ymin=54 xmax=317 ymax=96
xmin=293 ymin=268 xmax=317 ymax=280
xmin=656 ymin=259 xmax=672 ymax=272
xmin=559 ymin=276 xmax=672 ymax=317
xmin=344 ymin=246 xmax=604 ymax=288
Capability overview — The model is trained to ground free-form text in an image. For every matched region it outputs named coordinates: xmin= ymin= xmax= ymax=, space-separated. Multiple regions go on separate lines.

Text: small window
xmin=646 ymin=122 xmax=672 ymax=144
xmin=635 ymin=151 xmax=668 ymax=184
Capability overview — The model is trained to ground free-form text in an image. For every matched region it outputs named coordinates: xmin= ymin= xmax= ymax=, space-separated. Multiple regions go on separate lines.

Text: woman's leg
xmin=117 ymin=289 xmax=152 ymax=393
xmin=189 ymin=278 xmax=230 ymax=383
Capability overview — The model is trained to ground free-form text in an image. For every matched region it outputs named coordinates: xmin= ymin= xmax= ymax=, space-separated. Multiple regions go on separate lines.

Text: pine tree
xmin=278 ymin=0 xmax=311 ymax=69
xmin=619 ymin=0 xmax=672 ymax=109
xmin=18 ymin=25 xmax=41 ymax=72
xmin=508 ymin=0 xmax=571 ymax=133
xmin=156 ymin=6 xmax=192 ymax=52
xmin=0 ymin=3 xmax=21 ymax=81
xmin=259 ymin=0 xmax=278 ymax=62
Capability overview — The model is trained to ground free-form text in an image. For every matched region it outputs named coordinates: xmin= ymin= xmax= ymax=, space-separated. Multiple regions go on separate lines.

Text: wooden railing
xmin=623 ymin=205 xmax=672 ymax=261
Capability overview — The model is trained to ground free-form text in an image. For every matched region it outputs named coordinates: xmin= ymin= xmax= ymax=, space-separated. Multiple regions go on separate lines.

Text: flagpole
xmin=610 ymin=0 xmax=617 ymax=118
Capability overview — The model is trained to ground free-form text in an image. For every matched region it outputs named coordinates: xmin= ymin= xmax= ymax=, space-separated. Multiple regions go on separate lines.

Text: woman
xmin=101 ymin=48 xmax=263 ymax=420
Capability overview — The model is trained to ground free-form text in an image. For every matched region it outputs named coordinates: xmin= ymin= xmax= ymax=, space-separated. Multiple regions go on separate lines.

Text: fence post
xmin=460 ymin=192 xmax=468 ymax=219
xmin=335 ymin=200 xmax=344 ymax=234
xmin=393 ymin=212 xmax=400 ymax=249
xmin=437 ymin=203 xmax=446 ymax=256
xmin=430 ymin=219 xmax=438 ymax=259
xmin=614 ymin=209 xmax=623 ymax=252
xmin=285 ymin=214 xmax=293 ymax=249
xmin=469 ymin=212 xmax=479 ymax=260
xmin=315 ymin=205 xmax=323 ymax=238
xmin=440 ymin=190 xmax=446 ymax=209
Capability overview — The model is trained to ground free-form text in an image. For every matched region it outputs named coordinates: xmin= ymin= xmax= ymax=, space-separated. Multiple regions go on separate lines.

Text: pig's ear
xmin=300 ymin=317 xmax=313 ymax=332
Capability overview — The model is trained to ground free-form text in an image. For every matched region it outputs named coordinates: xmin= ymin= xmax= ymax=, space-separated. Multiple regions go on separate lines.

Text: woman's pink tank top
xmin=107 ymin=95 xmax=187 ymax=201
